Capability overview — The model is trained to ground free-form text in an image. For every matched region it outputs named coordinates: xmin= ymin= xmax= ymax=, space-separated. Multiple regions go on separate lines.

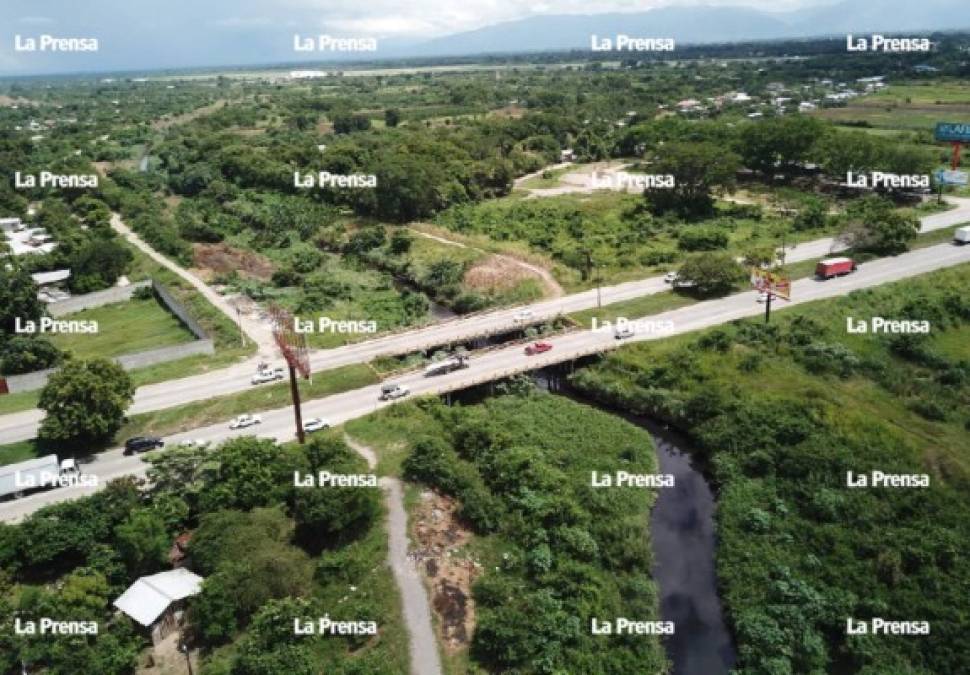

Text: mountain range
xmin=409 ymin=0 xmax=970 ymax=57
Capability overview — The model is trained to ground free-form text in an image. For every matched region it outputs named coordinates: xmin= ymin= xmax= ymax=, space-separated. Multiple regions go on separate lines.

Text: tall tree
xmin=38 ymin=358 xmax=134 ymax=447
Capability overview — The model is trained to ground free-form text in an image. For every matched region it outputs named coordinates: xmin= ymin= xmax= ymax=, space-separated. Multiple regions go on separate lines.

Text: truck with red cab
xmin=815 ymin=257 xmax=857 ymax=279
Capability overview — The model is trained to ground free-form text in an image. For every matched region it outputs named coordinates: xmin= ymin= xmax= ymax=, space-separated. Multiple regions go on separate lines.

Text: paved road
xmin=1 ymin=200 xmax=967 ymax=447
xmin=2 ymin=241 xmax=967 ymax=522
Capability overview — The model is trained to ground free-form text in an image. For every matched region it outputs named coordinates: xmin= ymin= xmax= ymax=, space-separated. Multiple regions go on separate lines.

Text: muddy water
xmin=635 ymin=417 xmax=735 ymax=675
xmin=531 ymin=370 xmax=736 ymax=674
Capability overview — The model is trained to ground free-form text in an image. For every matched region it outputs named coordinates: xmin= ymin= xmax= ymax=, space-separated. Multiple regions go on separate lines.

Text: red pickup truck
xmin=815 ymin=257 xmax=857 ymax=279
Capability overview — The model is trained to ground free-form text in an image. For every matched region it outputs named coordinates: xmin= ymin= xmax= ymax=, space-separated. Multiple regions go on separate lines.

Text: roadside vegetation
xmin=347 ymin=393 xmax=669 ymax=674
xmin=0 ymin=434 xmax=408 ymax=674
xmin=570 ymin=264 xmax=970 ymax=674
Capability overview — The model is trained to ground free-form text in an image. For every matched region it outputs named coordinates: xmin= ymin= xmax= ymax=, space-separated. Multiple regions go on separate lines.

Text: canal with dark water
xmin=448 ymin=365 xmax=736 ymax=674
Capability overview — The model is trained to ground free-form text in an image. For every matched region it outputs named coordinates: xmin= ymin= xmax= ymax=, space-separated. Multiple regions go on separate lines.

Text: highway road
xmin=2 ymin=198 xmax=967 ymax=447
xmin=2 ymin=240 xmax=967 ymax=522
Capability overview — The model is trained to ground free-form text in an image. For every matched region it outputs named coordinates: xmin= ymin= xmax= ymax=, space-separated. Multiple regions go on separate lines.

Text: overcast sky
xmin=0 ymin=0 xmax=867 ymax=76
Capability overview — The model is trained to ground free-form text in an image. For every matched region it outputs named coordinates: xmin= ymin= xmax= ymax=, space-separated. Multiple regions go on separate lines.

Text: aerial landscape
xmin=0 ymin=0 xmax=969 ymax=673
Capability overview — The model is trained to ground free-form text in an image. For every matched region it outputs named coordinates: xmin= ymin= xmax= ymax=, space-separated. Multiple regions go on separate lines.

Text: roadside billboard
xmin=934 ymin=122 xmax=970 ymax=143
xmin=935 ymin=169 xmax=969 ymax=186
xmin=750 ymin=268 xmax=791 ymax=300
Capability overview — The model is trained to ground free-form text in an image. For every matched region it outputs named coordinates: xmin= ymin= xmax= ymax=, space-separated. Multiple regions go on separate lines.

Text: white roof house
xmin=31 ymin=269 xmax=71 ymax=286
xmin=114 ymin=568 xmax=203 ymax=627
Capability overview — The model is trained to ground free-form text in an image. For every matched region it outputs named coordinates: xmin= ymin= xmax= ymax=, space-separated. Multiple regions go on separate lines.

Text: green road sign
xmin=935 ymin=122 xmax=970 ymax=143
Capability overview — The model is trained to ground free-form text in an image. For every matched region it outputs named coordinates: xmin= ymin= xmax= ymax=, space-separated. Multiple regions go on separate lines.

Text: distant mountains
xmin=408 ymin=0 xmax=970 ymax=57
xmin=4 ymin=0 xmax=970 ymax=77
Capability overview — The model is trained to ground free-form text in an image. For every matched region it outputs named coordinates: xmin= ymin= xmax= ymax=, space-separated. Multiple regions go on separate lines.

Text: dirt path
xmin=110 ymin=212 xmax=276 ymax=356
xmin=409 ymin=226 xmax=564 ymax=298
xmin=345 ymin=437 xmax=443 ymax=675
xmin=512 ymin=161 xmax=573 ymax=188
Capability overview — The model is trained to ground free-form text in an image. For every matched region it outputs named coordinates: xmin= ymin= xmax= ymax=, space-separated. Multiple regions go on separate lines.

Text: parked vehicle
xmin=229 ymin=413 xmax=262 ymax=429
xmin=815 ymin=257 xmax=857 ymax=279
xmin=424 ymin=354 xmax=469 ymax=376
xmin=525 ymin=341 xmax=553 ymax=355
xmin=0 ymin=455 xmax=79 ymax=499
xmin=379 ymin=383 xmax=410 ymax=401
xmin=123 ymin=436 xmax=165 ymax=456
xmin=513 ymin=309 xmax=536 ymax=323
xmin=251 ymin=366 xmax=285 ymax=385
xmin=663 ymin=271 xmax=678 ymax=283
xmin=303 ymin=418 xmax=330 ymax=433
xmin=954 ymin=226 xmax=970 ymax=245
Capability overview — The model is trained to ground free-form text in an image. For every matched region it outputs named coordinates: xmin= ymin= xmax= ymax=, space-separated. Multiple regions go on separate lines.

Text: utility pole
xmin=288 ymin=364 xmax=305 ymax=444
xmin=236 ymin=307 xmax=245 ymax=347
xmin=596 ymin=266 xmax=603 ymax=308
xmin=764 ymin=292 xmax=772 ymax=324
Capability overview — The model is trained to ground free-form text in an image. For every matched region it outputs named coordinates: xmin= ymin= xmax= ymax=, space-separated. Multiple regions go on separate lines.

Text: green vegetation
xmin=0 ymin=363 xmax=376 ymax=465
xmin=116 ymin=363 xmax=377 ymax=444
xmin=348 ymin=393 xmax=668 ymax=673
xmin=38 ymin=358 xmax=134 ymax=448
xmin=571 ymin=264 xmax=970 ymax=674
xmin=48 ymin=296 xmax=196 ymax=359
xmin=570 ymin=289 xmax=696 ymax=328
xmin=0 ymin=434 xmax=408 ymax=674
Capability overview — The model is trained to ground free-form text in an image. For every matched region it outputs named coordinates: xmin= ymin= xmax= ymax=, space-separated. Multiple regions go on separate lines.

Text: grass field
xmin=49 ymin=296 xmax=196 ymax=359
xmin=814 ymin=80 xmax=970 ymax=130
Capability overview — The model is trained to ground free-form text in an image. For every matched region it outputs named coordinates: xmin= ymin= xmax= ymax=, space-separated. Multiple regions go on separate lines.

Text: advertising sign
xmin=934 ymin=122 xmax=970 ymax=143
xmin=750 ymin=268 xmax=791 ymax=300
xmin=935 ymin=169 xmax=969 ymax=186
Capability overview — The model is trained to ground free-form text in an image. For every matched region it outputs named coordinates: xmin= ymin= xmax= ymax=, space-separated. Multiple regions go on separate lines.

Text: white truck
xmin=0 ymin=455 xmax=79 ymax=499
xmin=423 ymin=354 xmax=469 ymax=377
xmin=954 ymin=226 xmax=970 ymax=245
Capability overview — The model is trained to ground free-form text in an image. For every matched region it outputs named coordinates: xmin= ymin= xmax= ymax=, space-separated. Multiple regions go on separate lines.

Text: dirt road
xmin=110 ymin=213 xmax=277 ymax=355
xmin=346 ymin=438 xmax=443 ymax=675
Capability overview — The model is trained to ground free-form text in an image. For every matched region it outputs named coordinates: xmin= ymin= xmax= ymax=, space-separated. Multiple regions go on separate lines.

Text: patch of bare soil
xmin=464 ymin=255 xmax=534 ymax=293
xmin=410 ymin=491 xmax=481 ymax=652
xmin=152 ymin=100 xmax=226 ymax=131
xmin=489 ymin=105 xmax=526 ymax=118
xmin=192 ymin=243 xmax=275 ymax=281
xmin=135 ymin=630 xmax=199 ymax=675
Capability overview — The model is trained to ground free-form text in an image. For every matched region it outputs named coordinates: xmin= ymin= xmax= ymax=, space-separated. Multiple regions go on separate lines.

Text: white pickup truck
xmin=954 ymin=226 xmax=970 ymax=245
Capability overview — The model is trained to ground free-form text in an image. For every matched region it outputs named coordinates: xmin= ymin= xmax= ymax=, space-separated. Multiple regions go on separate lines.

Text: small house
xmin=114 ymin=568 xmax=204 ymax=645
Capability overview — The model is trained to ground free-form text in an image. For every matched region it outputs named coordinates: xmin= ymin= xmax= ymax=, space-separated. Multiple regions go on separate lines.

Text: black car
xmin=123 ymin=436 xmax=164 ymax=456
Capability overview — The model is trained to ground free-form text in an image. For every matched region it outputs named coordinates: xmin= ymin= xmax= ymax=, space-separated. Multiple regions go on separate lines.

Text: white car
xmin=614 ymin=325 xmax=635 ymax=340
xmin=251 ymin=367 xmax=284 ymax=385
xmin=663 ymin=271 xmax=678 ymax=284
xmin=379 ymin=383 xmax=410 ymax=401
xmin=513 ymin=310 xmax=536 ymax=323
xmin=303 ymin=417 xmax=330 ymax=433
xmin=229 ymin=413 xmax=262 ymax=429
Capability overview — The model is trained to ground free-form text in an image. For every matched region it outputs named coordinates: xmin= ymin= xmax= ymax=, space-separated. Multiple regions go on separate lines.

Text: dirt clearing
xmin=192 ymin=243 xmax=274 ymax=281
xmin=410 ymin=491 xmax=481 ymax=653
